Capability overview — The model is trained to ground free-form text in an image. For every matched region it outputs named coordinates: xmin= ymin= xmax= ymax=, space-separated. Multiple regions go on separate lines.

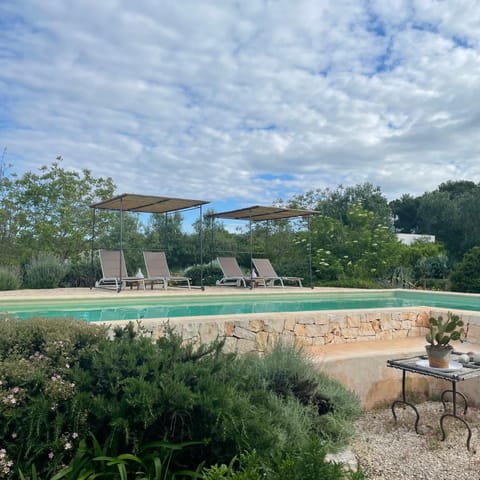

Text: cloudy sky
xmin=2 ymin=0 xmax=480 ymax=214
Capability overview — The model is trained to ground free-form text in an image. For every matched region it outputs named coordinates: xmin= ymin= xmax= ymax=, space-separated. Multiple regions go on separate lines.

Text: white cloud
xmin=1 ymin=0 xmax=480 ymax=211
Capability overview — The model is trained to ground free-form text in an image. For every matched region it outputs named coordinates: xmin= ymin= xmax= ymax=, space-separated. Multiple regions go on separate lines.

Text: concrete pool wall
xmin=100 ymin=306 xmax=480 ymax=410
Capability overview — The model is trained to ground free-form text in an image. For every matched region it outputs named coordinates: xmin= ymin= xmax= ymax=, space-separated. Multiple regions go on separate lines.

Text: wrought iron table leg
xmin=391 ymin=370 xmax=420 ymax=434
xmin=440 ymin=413 xmax=472 ymax=450
xmin=441 ymin=389 xmax=468 ymax=414
xmin=439 ymin=381 xmax=472 ymax=450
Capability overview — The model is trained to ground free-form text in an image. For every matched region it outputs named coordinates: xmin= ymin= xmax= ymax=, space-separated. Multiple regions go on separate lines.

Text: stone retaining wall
xmin=115 ymin=307 xmax=480 ymax=354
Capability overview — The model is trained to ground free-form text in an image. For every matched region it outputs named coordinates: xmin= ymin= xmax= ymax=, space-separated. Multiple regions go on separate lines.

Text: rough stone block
xmin=347 ymin=315 xmax=361 ymax=328
xmin=236 ymin=338 xmax=256 ymax=354
xmin=264 ymin=318 xmax=285 ymax=333
xmin=181 ymin=322 xmax=200 ymax=340
xmin=249 ymin=319 xmax=265 ymax=332
xmin=296 ymin=314 xmax=316 ymax=325
xmin=233 ymin=319 xmax=250 ymax=329
xmin=304 ymin=323 xmax=329 ymax=337
xmin=223 ymin=337 xmax=238 ymax=354
xmin=199 ymin=322 xmax=219 ymax=344
xmin=359 ymin=322 xmax=375 ymax=336
xmin=233 ymin=326 xmax=256 ymax=341
xmin=415 ymin=311 xmax=430 ymax=327
xmin=223 ymin=321 xmax=234 ymax=337
xmin=256 ymin=331 xmax=269 ymax=352
xmin=294 ymin=324 xmax=305 ymax=336
xmin=371 ymin=319 xmax=382 ymax=334
xmin=295 ymin=336 xmax=312 ymax=348
xmin=284 ymin=317 xmax=296 ymax=331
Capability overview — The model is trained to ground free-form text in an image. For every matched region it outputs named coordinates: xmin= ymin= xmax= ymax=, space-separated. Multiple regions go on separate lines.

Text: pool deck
xmin=0 ymin=285 xmax=351 ymax=300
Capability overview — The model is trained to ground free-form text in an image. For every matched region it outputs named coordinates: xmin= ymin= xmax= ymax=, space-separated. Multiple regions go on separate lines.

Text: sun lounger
xmin=252 ymin=258 xmax=303 ymax=287
xmin=96 ymin=249 xmax=145 ymax=292
xmin=216 ymin=257 xmax=251 ymax=287
xmin=143 ymin=251 xmax=191 ymax=289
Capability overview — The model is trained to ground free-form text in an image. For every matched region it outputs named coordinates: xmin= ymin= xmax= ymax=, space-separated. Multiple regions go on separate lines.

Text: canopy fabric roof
xmin=90 ymin=193 xmax=209 ymax=214
xmin=207 ymin=205 xmax=318 ymax=222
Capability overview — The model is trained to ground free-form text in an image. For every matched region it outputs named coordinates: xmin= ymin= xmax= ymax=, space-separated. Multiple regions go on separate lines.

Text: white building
xmin=396 ymin=233 xmax=436 ymax=246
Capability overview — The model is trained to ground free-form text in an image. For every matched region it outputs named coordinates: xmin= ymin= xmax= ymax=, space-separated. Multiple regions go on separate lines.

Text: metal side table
xmin=387 ymin=353 xmax=480 ymax=450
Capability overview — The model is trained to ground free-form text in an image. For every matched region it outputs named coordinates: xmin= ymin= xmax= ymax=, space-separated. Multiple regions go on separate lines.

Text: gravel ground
xmin=349 ymin=401 xmax=480 ymax=480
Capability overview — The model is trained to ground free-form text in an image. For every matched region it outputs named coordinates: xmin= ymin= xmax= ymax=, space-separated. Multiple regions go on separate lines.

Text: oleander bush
xmin=0 ymin=318 xmax=362 ymax=479
xmin=0 ymin=266 xmax=21 ymax=290
xmin=23 ymin=253 xmax=68 ymax=289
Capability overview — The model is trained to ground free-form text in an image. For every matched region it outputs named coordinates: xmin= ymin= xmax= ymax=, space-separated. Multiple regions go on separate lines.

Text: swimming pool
xmin=1 ymin=290 xmax=480 ymax=322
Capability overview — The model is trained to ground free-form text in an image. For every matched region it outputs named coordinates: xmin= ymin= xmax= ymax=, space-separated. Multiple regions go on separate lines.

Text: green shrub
xmin=237 ymin=343 xmax=362 ymax=448
xmin=0 ymin=265 xmax=21 ymax=290
xmin=61 ymin=258 xmax=102 ymax=288
xmin=0 ymin=316 xmax=107 ymax=360
xmin=23 ymin=253 xmax=68 ymax=289
xmin=318 ymin=278 xmax=384 ymax=289
xmin=185 ymin=264 xmax=223 ymax=286
xmin=0 ymin=317 xmax=107 ymax=477
xmin=1 ymin=320 xmax=362 ymax=479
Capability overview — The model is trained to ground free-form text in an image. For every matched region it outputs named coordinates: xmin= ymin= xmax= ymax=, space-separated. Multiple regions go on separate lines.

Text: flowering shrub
xmin=0 ymin=449 xmax=13 ymax=478
xmin=0 ymin=317 xmax=361 ymax=479
xmin=0 ymin=317 xmax=107 ymax=477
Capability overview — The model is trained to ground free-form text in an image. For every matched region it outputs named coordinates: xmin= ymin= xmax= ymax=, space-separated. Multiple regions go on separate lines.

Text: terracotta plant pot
xmin=425 ymin=344 xmax=453 ymax=368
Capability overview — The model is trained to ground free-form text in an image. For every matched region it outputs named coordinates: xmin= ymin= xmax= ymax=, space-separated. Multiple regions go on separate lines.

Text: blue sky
xmin=1 ymin=0 xmax=480 ymax=231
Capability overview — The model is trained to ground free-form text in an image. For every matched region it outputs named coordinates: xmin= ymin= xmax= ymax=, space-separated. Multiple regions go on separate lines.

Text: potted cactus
xmin=425 ymin=312 xmax=465 ymax=368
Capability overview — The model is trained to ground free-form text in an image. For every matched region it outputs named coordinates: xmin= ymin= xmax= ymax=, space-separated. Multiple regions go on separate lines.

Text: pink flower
xmin=64 ymin=442 xmax=72 ymax=450
xmin=48 ymin=452 xmax=54 ymax=459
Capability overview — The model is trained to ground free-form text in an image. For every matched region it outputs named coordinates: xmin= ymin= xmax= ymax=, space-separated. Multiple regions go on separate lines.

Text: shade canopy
xmin=90 ymin=193 xmax=209 ymax=214
xmin=207 ymin=205 xmax=318 ymax=222
xmin=90 ymin=193 xmax=209 ymax=291
xmin=207 ymin=205 xmax=319 ymax=289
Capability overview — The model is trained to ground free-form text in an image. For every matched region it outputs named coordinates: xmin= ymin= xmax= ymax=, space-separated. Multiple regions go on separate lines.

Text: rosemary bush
xmin=23 ymin=253 xmax=68 ymax=289
xmin=0 ymin=266 xmax=21 ymax=290
xmin=0 ymin=319 xmax=362 ymax=479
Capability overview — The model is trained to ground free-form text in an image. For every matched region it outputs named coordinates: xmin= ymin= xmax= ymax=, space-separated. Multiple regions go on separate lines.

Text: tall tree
xmin=390 ymin=194 xmax=420 ymax=233
xmin=7 ymin=158 xmax=115 ymax=263
xmin=144 ymin=211 xmax=198 ymax=269
xmin=0 ymin=148 xmax=16 ymax=264
xmin=290 ymin=183 xmax=393 ymax=226
xmin=391 ymin=180 xmax=480 ymax=261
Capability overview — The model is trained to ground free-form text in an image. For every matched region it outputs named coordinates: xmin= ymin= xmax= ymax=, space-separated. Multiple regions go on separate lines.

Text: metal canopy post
xmin=90 ymin=208 xmax=96 ymax=289
xmin=199 ymin=204 xmax=204 ymax=290
xmin=249 ymin=210 xmax=253 ymax=288
xmin=308 ymin=215 xmax=313 ymax=289
xmin=118 ymin=196 xmax=123 ymax=292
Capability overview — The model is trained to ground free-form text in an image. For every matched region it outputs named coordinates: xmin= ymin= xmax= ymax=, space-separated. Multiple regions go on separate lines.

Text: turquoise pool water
xmin=1 ymin=290 xmax=479 ymax=322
